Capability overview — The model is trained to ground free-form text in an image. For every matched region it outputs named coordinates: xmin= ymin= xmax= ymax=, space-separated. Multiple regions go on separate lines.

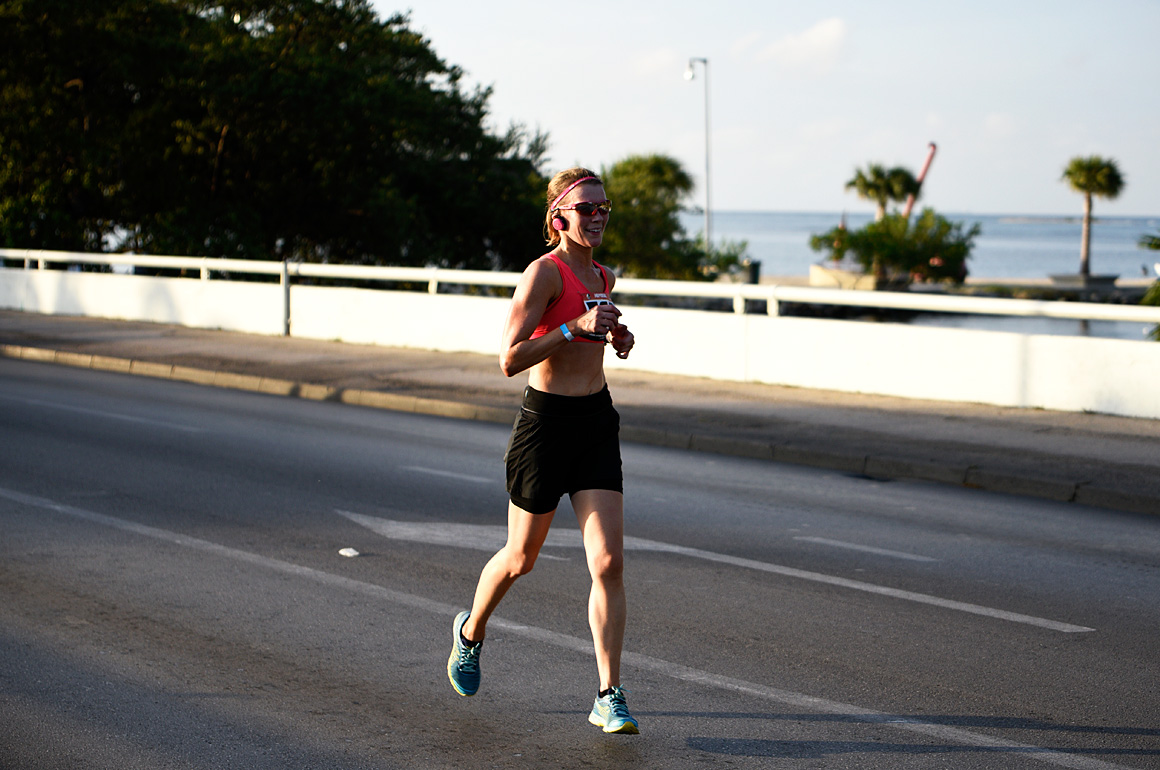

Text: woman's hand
xmin=575 ymin=302 xmax=622 ymax=339
xmin=610 ymin=324 xmax=634 ymax=359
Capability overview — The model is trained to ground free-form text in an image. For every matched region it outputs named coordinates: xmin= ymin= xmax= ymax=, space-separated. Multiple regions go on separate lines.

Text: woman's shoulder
xmin=519 ymin=254 xmax=564 ymax=296
xmin=524 ymin=253 xmax=562 ymax=279
xmin=593 ymin=262 xmax=621 ymax=292
xmin=595 ymin=261 xmax=616 ymax=291
xmin=527 ymin=252 xmax=559 ymax=268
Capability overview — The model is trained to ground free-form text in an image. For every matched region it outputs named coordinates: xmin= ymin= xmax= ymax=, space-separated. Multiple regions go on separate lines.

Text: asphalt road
xmin=2 ymin=359 xmax=1158 ymax=769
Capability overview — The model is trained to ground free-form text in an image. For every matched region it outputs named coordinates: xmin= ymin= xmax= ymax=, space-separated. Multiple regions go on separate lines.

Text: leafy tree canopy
xmin=845 ymin=163 xmax=920 ymax=221
xmin=810 ymin=208 xmax=979 ymax=284
xmin=599 ymin=153 xmax=746 ymax=281
xmin=1061 ymin=155 xmax=1125 ymax=200
xmin=0 ymin=0 xmax=548 ymax=269
xmin=1142 ymin=228 xmax=1160 ymax=341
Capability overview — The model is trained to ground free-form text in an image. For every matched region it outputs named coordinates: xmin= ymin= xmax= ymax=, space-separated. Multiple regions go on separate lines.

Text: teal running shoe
xmin=447 ymin=610 xmax=482 ymax=697
xmin=588 ymin=686 xmax=639 ymax=734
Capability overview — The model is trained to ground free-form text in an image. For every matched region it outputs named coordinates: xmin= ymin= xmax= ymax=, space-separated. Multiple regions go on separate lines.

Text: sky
xmin=373 ymin=0 xmax=1159 ymax=217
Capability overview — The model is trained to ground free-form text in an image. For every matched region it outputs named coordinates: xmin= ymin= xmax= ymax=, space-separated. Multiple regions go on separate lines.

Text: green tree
xmin=810 ymin=208 xmax=979 ymax=285
xmin=1141 ymin=280 xmax=1160 ymax=342
xmin=845 ymin=163 xmax=920 ymax=221
xmin=1142 ymin=231 xmax=1160 ymax=341
xmin=1061 ymin=155 xmax=1125 ymax=277
xmin=0 ymin=0 xmax=192 ymax=250
xmin=598 ymin=153 xmax=745 ymax=280
xmin=0 ymin=0 xmax=548 ymax=269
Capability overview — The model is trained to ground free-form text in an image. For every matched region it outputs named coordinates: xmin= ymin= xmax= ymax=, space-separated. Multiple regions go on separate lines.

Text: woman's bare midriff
xmin=527 ymin=342 xmax=608 ymax=396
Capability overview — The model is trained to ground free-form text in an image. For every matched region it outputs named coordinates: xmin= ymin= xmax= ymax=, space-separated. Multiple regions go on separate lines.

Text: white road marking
xmin=333 ymin=511 xmax=570 ymax=559
xmin=403 ymin=466 xmax=493 ymax=484
xmin=794 ymin=536 xmax=939 ymax=562
xmin=0 ymin=486 xmax=1123 ymax=770
xmin=0 ymin=394 xmax=204 ymax=433
xmin=336 ymin=511 xmax=1093 ymax=634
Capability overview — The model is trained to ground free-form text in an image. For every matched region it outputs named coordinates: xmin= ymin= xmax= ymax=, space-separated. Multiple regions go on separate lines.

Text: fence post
xmin=767 ymin=288 xmax=780 ymax=316
xmin=281 ymin=259 xmax=291 ymax=336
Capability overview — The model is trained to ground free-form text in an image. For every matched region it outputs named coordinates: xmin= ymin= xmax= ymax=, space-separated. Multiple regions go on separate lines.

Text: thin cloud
xmin=757 ymin=18 xmax=849 ymax=76
xmin=731 ymin=31 xmax=763 ymax=58
xmin=632 ymin=47 xmax=682 ymax=76
xmin=984 ymin=112 xmax=1018 ymax=138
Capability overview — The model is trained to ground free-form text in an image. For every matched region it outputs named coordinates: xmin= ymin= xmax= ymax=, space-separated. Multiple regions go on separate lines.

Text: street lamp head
xmin=685 ymin=57 xmax=707 ymax=80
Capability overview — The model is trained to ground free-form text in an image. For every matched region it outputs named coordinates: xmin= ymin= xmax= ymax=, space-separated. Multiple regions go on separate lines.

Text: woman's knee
xmin=504 ymin=547 xmax=540 ymax=578
xmin=588 ymin=549 xmax=624 ymax=582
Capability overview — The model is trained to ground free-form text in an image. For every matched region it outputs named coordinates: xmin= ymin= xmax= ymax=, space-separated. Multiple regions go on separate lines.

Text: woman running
xmin=446 ymin=167 xmax=638 ymax=734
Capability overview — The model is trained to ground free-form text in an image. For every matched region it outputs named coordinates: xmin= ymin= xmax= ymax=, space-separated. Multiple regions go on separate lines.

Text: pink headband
xmin=549 ymin=176 xmax=598 ymax=211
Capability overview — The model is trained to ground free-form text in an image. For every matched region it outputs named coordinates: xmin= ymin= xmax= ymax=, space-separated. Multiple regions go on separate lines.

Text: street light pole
xmin=684 ymin=57 xmax=710 ymax=255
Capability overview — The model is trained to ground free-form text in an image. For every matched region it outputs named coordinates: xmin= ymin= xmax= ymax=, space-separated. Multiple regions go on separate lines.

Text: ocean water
xmin=677 ymin=211 xmax=1160 ymax=340
xmin=682 ymin=211 xmax=1160 ymax=280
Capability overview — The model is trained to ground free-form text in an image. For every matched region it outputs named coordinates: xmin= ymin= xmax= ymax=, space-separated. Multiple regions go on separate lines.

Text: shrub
xmin=810 ymin=208 xmax=980 ymax=284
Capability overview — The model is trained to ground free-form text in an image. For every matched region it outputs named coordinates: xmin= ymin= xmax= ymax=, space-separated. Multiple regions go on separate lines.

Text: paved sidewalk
xmin=2 ymin=310 xmax=1157 ymax=516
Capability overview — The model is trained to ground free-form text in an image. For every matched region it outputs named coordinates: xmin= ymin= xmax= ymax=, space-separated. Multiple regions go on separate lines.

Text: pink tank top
xmin=531 ymin=254 xmax=612 ymax=343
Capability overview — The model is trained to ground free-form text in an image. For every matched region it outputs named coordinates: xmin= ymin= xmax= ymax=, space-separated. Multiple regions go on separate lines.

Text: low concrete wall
xmin=3 ymin=268 xmax=1159 ymax=419
xmin=0 ymin=269 xmax=284 ymax=336
xmin=291 ymin=284 xmax=506 ymax=355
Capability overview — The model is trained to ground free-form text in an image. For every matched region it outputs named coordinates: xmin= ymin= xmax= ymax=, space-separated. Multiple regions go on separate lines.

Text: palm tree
xmin=845 ymin=164 xmax=920 ymax=221
xmin=1061 ymin=156 xmax=1126 ymax=277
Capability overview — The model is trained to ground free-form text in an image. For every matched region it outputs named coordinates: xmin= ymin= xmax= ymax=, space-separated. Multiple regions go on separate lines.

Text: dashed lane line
xmin=0 ymin=487 xmax=1121 ymax=769
xmin=336 ymin=511 xmax=1094 ymax=634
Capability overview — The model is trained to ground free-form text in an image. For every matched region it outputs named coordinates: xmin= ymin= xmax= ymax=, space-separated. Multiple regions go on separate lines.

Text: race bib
xmin=582 ymin=293 xmax=612 ymax=342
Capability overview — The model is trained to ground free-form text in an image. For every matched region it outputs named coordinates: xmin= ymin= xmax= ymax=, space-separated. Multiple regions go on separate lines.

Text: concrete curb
xmin=1 ymin=344 xmax=517 ymax=426
xmin=4 ymin=343 xmax=1157 ymax=517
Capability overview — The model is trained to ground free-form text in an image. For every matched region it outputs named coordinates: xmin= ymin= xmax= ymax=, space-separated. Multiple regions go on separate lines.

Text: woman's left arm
xmin=606 ymin=272 xmax=634 ymax=359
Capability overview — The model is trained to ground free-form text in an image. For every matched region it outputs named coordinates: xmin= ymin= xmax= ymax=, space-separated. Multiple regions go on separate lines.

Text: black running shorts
xmin=504 ymin=385 xmax=623 ymax=515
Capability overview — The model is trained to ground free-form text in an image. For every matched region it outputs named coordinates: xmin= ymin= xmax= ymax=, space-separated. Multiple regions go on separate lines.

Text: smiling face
xmin=556 ymin=183 xmax=610 ymax=250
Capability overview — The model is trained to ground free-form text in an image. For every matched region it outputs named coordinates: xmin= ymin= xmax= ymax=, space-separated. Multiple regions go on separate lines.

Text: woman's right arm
xmin=499 ymin=260 xmax=567 ymax=378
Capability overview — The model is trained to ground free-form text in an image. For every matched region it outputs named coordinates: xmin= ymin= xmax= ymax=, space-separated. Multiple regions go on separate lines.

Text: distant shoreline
xmin=684 ymin=210 xmax=1160 ymax=223
xmin=996 ymin=216 xmax=1083 ymax=224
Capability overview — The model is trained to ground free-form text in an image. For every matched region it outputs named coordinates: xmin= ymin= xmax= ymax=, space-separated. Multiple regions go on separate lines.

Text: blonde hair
xmin=543 ymin=167 xmax=603 ymax=246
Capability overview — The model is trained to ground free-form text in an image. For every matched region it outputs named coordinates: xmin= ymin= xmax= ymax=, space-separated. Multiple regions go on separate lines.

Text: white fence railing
xmin=5 ymin=248 xmax=1160 ymax=419
xmin=4 ymin=248 xmax=1160 ymax=327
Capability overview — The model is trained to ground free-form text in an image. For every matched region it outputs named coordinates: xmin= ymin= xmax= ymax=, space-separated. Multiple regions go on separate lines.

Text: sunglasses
xmin=556 ymin=200 xmax=612 ymax=216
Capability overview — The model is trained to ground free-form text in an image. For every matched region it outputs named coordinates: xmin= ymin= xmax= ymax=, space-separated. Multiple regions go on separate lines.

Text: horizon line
xmin=682 ymin=209 xmax=1160 ymax=220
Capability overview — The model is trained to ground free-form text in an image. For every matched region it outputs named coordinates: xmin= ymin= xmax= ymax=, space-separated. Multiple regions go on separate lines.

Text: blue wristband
xmin=559 ymin=323 xmax=574 ymax=342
